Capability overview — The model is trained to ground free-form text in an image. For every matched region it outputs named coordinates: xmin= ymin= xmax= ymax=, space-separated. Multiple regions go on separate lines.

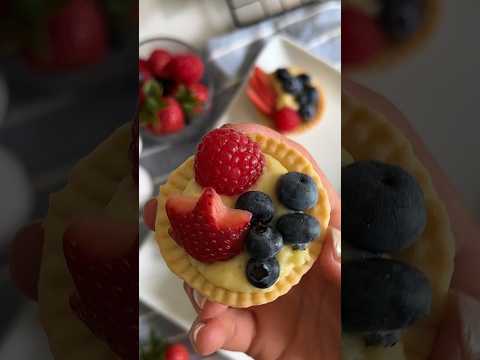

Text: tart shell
xmin=38 ymin=124 xmax=132 ymax=360
xmin=155 ymin=131 xmax=331 ymax=308
xmin=342 ymin=94 xmax=455 ymax=359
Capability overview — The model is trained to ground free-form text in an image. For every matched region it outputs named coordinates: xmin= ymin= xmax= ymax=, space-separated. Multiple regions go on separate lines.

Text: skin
xmin=8 ymin=82 xmax=480 ymax=359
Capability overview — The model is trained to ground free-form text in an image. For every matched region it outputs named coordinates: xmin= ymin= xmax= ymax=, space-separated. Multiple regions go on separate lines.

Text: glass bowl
xmin=138 ymin=37 xmax=214 ymax=146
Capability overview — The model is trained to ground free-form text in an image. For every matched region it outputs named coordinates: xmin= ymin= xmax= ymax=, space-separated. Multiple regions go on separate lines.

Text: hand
xmin=344 ymin=79 xmax=480 ymax=360
xmin=143 ymin=123 xmax=342 ymax=360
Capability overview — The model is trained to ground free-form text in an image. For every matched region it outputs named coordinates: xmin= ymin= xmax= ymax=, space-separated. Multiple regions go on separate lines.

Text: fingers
xmin=430 ymin=291 xmax=480 ymax=360
xmin=184 ymin=283 xmax=228 ymax=319
xmin=143 ymin=199 xmax=157 ymax=231
xmin=9 ymin=222 xmax=44 ymax=301
xmin=315 ymin=227 xmax=341 ymax=286
xmin=226 ymin=123 xmax=341 ymax=229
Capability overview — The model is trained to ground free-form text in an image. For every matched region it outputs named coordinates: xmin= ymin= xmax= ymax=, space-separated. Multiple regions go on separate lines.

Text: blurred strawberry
xmin=26 ymin=0 xmax=108 ymax=70
xmin=247 ymin=67 xmax=277 ymax=116
xmin=342 ymin=7 xmax=387 ymax=66
xmin=145 ymin=97 xmax=185 ymax=135
xmin=175 ymin=83 xmax=209 ymax=116
xmin=273 ymin=107 xmax=301 ymax=133
xmin=139 ymin=59 xmax=152 ymax=83
xmin=167 ymin=53 xmax=204 ymax=84
xmin=165 ymin=343 xmax=190 ymax=360
xmin=148 ymin=49 xmax=172 ymax=78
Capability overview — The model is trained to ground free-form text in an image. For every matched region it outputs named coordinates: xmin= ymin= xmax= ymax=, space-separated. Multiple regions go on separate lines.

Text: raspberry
xmin=273 ymin=107 xmax=301 ymax=133
xmin=194 ymin=128 xmax=265 ymax=195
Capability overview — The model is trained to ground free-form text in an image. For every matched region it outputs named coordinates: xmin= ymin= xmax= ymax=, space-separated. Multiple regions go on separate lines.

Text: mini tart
xmin=345 ymin=0 xmax=438 ymax=72
xmin=341 ymin=94 xmax=455 ymax=359
xmin=38 ymin=123 xmax=133 ymax=360
xmin=155 ymin=130 xmax=331 ymax=308
xmin=254 ymin=67 xmax=325 ymax=134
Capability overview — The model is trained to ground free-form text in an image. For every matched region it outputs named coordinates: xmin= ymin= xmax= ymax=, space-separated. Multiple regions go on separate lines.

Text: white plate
xmin=219 ymin=36 xmax=341 ymax=194
xmin=139 ymin=36 xmax=341 ymax=360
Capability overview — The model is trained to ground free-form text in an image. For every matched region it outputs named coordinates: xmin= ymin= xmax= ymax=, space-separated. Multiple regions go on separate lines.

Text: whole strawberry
xmin=26 ymin=0 xmax=108 ymax=69
xmin=63 ymin=221 xmax=139 ymax=360
xmin=147 ymin=97 xmax=185 ymax=135
xmin=195 ymin=128 xmax=265 ymax=195
xmin=167 ymin=54 xmax=205 ymax=84
xmin=147 ymin=49 xmax=172 ymax=78
xmin=166 ymin=187 xmax=252 ymax=262
xmin=273 ymin=107 xmax=301 ymax=133
xmin=175 ymin=83 xmax=209 ymax=116
xmin=139 ymin=59 xmax=152 ymax=83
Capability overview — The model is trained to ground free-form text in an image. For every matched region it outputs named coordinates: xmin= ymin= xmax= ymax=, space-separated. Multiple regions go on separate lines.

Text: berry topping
xmin=246 ymin=257 xmax=280 ymax=289
xmin=148 ymin=49 xmax=172 ymax=78
xmin=298 ymin=103 xmax=316 ymax=121
xmin=274 ymin=68 xmax=291 ymax=81
xmin=304 ymin=85 xmax=319 ymax=104
xmin=273 ymin=107 xmax=301 ymax=133
xmin=246 ymin=224 xmax=283 ymax=260
xmin=342 ymin=161 xmax=426 ymax=253
xmin=342 ymin=259 xmax=432 ymax=333
xmin=194 ymin=128 xmax=265 ymax=196
xmin=277 ymin=172 xmax=318 ymax=211
xmin=276 ymin=213 xmax=321 ymax=249
xmin=279 ymin=76 xmax=303 ymax=96
xmin=235 ymin=191 xmax=275 ymax=224
xmin=247 ymin=67 xmax=277 ymax=116
xmin=342 ymin=7 xmax=387 ymax=66
xmin=166 ymin=187 xmax=252 ymax=262
xmin=167 ymin=54 xmax=205 ymax=85
xmin=146 ymin=97 xmax=185 ymax=135
xmin=297 ymin=73 xmax=311 ymax=87
xmin=381 ymin=0 xmax=424 ymax=41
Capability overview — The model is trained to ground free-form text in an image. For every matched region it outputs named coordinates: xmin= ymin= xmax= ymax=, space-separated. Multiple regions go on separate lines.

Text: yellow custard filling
xmin=182 ymin=154 xmax=312 ymax=292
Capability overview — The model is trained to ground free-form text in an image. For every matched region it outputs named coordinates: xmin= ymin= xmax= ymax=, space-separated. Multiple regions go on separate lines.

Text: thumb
xmin=430 ymin=292 xmax=480 ymax=360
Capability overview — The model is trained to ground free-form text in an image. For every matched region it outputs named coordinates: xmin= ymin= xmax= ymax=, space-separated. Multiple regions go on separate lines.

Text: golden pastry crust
xmin=345 ymin=0 xmax=438 ymax=72
xmin=38 ymin=124 xmax=132 ymax=360
xmin=155 ymin=131 xmax=331 ymax=308
xmin=341 ymin=94 xmax=455 ymax=359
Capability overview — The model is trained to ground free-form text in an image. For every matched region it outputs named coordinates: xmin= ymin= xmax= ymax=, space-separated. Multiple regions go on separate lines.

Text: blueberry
xmin=342 ymin=161 xmax=426 ymax=253
xmin=277 ymin=172 xmax=318 ymax=211
xmin=297 ymin=73 xmax=311 ymax=87
xmin=246 ymin=224 xmax=283 ymax=260
xmin=364 ymin=330 xmax=402 ymax=347
xmin=298 ymin=104 xmax=316 ymax=121
xmin=276 ymin=213 xmax=321 ymax=248
xmin=342 ymin=258 xmax=432 ymax=333
xmin=274 ymin=68 xmax=291 ymax=82
xmin=236 ymin=191 xmax=275 ymax=224
xmin=304 ymin=85 xmax=319 ymax=104
xmin=381 ymin=0 xmax=424 ymax=42
xmin=246 ymin=257 xmax=280 ymax=289
xmin=280 ymin=77 xmax=303 ymax=96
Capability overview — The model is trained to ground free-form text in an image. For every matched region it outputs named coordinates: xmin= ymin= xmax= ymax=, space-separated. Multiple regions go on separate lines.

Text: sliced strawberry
xmin=247 ymin=86 xmax=273 ymax=115
xmin=247 ymin=67 xmax=277 ymax=116
xmin=166 ymin=187 xmax=252 ymax=262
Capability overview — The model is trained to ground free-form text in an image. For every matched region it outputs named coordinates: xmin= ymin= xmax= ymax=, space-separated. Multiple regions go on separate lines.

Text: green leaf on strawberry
xmin=140 ymin=330 xmax=167 ymax=360
xmin=175 ymin=85 xmax=199 ymax=117
xmin=143 ymin=79 xmax=163 ymax=100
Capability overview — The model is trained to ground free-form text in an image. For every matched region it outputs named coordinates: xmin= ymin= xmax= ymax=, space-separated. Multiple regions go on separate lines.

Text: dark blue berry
xmin=297 ymin=73 xmax=311 ymax=87
xmin=236 ymin=191 xmax=275 ymax=224
xmin=299 ymin=104 xmax=316 ymax=121
xmin=274 ymin=68 xmax=291 ymax=82
xmin=304 ymin=85 xmax=319 ymax=104
xmin=381 ymin=0 xmax=424 ymax=42
xmin=276 ymin=213 xmax=321 ymax=248
xmin=280 ymin=77 xmax=303 ymax=96
xmin=246 ymin=257 xmax=280 ymax=289
xmin=246 ymin=224 xmax=283 ymax=260
xmin=277 ymin=172 xmax=318 ymax=211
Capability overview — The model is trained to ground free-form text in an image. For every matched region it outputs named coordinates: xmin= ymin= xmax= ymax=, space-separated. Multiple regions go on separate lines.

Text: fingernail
xmin=193 ymin=290 xmax=206 ymax=310
xmin=189 ymin=321 xmax=205 ymax=353
xmin=330 ymin=227 xmax=341 ymax=261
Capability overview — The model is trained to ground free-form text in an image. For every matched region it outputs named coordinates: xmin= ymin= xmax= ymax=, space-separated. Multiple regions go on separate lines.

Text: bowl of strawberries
xmin=138 ymin=37 xmax=213 ymax=143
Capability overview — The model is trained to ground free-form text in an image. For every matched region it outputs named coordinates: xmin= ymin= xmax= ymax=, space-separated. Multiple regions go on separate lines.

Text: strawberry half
xmin=166 ymin=187 xmax=252 ymax=262
xmin=63 ymin=220 xmax=139 ymax=360
xmin=247 ymin=67 xmax=277 ymax=116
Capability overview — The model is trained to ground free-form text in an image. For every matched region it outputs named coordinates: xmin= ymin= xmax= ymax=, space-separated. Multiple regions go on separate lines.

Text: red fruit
xmin=342 ymin=7 xmax=387 ymax=66
xmin=165 ymin=343 xmax=190 ymax=360
xmin=189 ymin=83 xmax=209 ymax=105
xmin=273 ymin=107 xmax=301 ymax=133
xmin=147 ymin=97 xmax=185 ymax=135
xmin=175 ymin=83 xmax=209 ymax=115
xmin=167 ymin=54 xmax=205 ymax=84
xmin=147 ymin=49 xmax=172 ymax=78
xmin=63 ymin=221 xmax=139 ymax=360
xmin=166 ymin=187 xmax=252 ymax=262
xmin=247 ymin=67 xmax=277 ymax=116
xmin=194 ymin=128 xmax=265 ymax=195
xmin=139 ymin=59 xmax=152 ymax=83
xmin=26 ymin=0 xmax=108 ymax=70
